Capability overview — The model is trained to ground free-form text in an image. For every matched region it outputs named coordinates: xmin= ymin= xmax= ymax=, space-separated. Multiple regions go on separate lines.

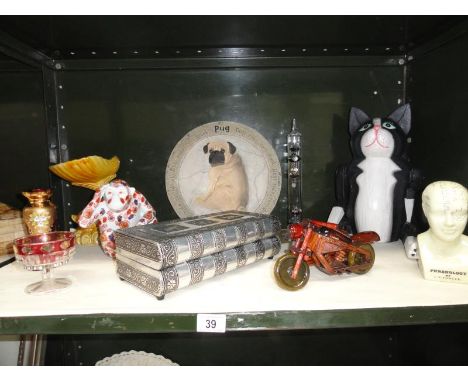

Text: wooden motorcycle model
xmin=274 ymin=220 xmax=380 ymax=290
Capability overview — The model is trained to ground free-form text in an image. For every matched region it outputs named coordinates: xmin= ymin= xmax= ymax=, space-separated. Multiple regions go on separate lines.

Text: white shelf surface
xmin=1 ymin=242 xmax=468 ymax=318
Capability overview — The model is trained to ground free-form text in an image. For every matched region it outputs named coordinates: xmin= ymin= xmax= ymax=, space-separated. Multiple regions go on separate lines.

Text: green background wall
xmin=0 ymin=61 xmax=49 ymax=209
xmin=408 ymin=33 xmax=468 ymax=187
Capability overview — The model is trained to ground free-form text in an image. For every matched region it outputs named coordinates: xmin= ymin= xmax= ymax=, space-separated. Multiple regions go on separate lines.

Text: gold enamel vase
xmin=22 ymin=189 xmax=57 ymax=235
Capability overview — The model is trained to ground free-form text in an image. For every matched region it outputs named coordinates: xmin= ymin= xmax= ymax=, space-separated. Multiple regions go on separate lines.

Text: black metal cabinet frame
xmin=0 ymin=18 xmax=468 ymax=364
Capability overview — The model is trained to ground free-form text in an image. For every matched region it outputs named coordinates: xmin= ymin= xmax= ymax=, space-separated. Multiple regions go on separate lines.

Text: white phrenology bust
xmin=417 ymin=181 xmax=468 ymax=283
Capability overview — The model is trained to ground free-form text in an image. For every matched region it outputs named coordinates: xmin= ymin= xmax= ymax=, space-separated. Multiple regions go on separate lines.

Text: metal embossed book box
xmin=114 ymin=211 xmax=281 ymax=299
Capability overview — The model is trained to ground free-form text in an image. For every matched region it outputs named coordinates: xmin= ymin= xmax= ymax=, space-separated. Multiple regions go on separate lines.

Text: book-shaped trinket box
xmin=116 ymin=236 xmax=281 ymax=300
xmin=114 ymin=211 xmax=281 ymax=270
xmin=114 ymin=211 xmax=282 ymax=299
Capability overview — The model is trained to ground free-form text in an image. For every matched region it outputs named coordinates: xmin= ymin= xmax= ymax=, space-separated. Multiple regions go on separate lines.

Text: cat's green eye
xmin=359 ymin=123 xmax=373 ymax=132
xmin=383 ymin=122 xmax=396 ymax=130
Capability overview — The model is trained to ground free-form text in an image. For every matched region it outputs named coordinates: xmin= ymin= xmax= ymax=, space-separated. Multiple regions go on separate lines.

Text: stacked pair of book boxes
xmin=114 ymin=211 xmax=282 ymax=300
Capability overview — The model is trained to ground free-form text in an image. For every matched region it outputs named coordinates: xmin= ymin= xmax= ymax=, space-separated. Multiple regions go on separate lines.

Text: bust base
xmin=418 ymin=261 xmax=468 ymax=284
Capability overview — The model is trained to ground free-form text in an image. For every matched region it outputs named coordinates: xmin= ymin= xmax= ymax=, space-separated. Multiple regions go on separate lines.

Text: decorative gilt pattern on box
xmin=235 ymin=246 xmax=248 ymax=267
xmin=161 ymin=267 xmax=179 ymax=294
xmin=234 ymin=224 xmax=248 ymax=246
xmin=254 ymin=240 xmax=266 ymax=261
xmin=116 ymin=236 xmax=281 ymax=299
xmin=188 ymin=258 xmax=204 ymax=285
xmin=212 ymin=229 xmax=227 ymax=251
xmin=114 ymin=211 xmax=280 ymax=270
xmin=254 ymin=220 xmax=266 ymax=239
xmin=160 ymin=239 xmax=178 ymax=269
xmin=118 ymin=261 xmax=163 ymax=296
xmin=213 ymin=252 xmax=227 ymax=276
xmin=187 ymin=234 xmax=204 ymax=260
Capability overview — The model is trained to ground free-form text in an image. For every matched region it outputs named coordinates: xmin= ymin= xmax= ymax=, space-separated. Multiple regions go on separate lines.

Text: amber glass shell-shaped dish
xmin=49 ymin=155 xmax=120 ymax=190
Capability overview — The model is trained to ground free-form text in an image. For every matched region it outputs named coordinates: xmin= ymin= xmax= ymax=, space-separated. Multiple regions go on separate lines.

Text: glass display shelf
xmin=1 ymin=243 xmax=468 ymax=335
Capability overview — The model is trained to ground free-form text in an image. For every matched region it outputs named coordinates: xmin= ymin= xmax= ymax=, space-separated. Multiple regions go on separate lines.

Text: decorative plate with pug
xmin=166 ymin=121 xmax=282 ymax=218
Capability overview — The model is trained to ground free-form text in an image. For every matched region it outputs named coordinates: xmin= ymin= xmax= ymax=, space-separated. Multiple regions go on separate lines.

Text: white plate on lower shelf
xmin=95 ymin=350 xmax=179 ymax=366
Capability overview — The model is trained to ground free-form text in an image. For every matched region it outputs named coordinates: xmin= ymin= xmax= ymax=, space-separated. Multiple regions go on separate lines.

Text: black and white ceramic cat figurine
xmin=328 ymin=104 xmax=422 ymax=243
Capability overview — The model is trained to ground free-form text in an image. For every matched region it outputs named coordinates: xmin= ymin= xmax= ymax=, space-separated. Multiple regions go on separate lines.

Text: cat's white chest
xmin=355 ymin=158 xmax=401 ymax=242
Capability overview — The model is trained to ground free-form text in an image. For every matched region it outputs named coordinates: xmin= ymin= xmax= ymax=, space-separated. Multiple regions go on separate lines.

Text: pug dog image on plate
xmin=195 ymin=140 xmax=249 ymax=211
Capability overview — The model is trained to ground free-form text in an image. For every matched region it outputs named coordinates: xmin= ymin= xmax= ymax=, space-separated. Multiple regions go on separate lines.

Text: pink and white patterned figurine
xmin=78 ymin=179 xmax=157 ymax=257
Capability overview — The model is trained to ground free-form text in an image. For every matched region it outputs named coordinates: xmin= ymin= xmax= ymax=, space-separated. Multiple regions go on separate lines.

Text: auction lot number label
xmin=196 ymin=314 xmax=227 ymax=333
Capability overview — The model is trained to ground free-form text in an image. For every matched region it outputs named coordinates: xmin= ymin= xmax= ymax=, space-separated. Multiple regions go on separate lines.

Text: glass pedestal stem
xmin=25 ymin=264 xmax=72 ymax=295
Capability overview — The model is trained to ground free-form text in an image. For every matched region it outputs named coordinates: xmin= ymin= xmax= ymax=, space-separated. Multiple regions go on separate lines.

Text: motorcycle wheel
xmin=347 ymin=242 xmax=375 ymax=274
xmin=274 ymin=253 xmax=310 ymax=291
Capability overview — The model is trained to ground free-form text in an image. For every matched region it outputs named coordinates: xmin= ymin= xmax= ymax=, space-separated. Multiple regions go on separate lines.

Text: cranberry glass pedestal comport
xmin=13 ymin=231 xmax=75 ymax=295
